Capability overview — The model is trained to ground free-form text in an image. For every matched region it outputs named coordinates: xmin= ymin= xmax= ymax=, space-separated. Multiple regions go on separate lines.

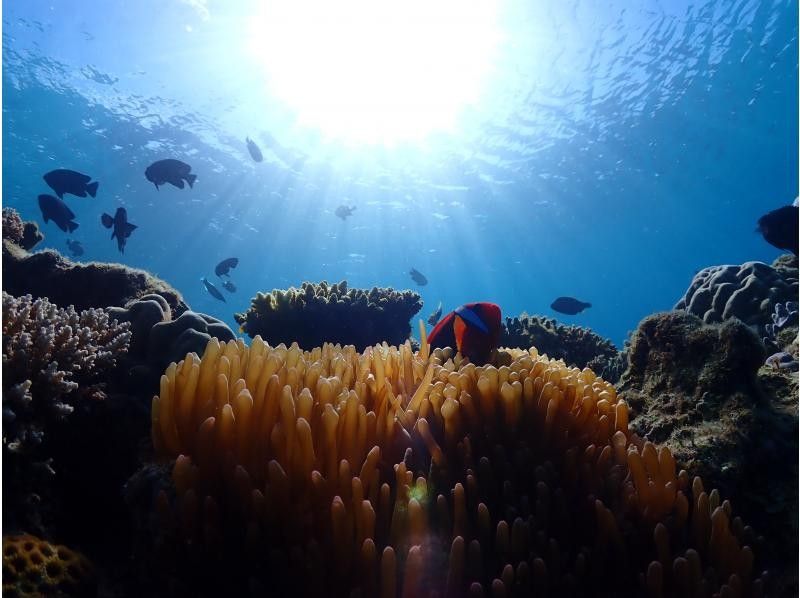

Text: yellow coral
xmin=149 ymin=335 xmax=765 ymax=596
xmin=2 ymin=534 xmax=94 ymax=597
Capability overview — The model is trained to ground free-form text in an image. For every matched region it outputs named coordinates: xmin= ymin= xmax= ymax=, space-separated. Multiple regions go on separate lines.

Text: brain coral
xmin=129 ymin=333 xmax=768 ymax=597
xmin=2 ymin=534 xmax=94 ymax=597
xmin=235 ymin=280 xmax=422 ymax=350
xmin=674 ymin=260 xmax=798 ymax=329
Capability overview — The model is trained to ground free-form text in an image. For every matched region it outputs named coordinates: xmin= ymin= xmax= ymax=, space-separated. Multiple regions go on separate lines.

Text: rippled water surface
xmin=3 ymin=0 xmax=798 ymax=344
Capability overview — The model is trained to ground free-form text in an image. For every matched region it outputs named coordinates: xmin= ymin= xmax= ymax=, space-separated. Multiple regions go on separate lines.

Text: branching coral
xmin=130 ymin=332 xmax=768 ymax=597
xmin=2 ymin=534 xmax=94 ymax=597
xmin=502 ymin=313 xmax=619 ymax=373
xmin=235 ymin=280 xmax=423 ymax=350
xmin=2 ymin=292 xmax=132 ymax=532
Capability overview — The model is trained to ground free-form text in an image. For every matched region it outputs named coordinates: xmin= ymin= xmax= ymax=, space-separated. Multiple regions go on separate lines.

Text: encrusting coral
xmin=2 ymin=292 xmax=132 ymax=532
xmin=235 ymin=280 xmax=423 ymax=350
xmin=129 ymin=327 xmax=769 ymax=597
xmin=2 ymin=534 xmax=94 ymax=597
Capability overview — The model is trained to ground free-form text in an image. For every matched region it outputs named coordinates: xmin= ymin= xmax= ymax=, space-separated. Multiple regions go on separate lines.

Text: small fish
xmin=65 ymin=238 xmax=84 ymax=257
xmin=101 ymin=207 xmax=137 ymax=253
xmin=38 ymin=194 xmax=79 ymax=233
xmin=428 ymin=302 xmax=502 ymax=366
xmin=43 ymin=169 xmax=99 ymax=199
xmin=246 ymin=137 xmax=263 ymax=162
xmin=335 ymin=205 xmax=356 ymax=220
xmin=427 ymin=301 xmax=443 ymax=326
xmin=409 ymin=268 xmax=428 ymax=286
xmin=145 ymin=159 xmax=197 ymax=190
xmin=202 ymin=277 xmax=226 ymax=302
xmin=550 ymin=296 xmax=591 ymax=315
xmin=215 ymin=257 xmax=239 ymax=277
xmin=222 ymin=280 xmax=237 ymax=293
xmin=757 ymin=205 xmax=798 ymax=255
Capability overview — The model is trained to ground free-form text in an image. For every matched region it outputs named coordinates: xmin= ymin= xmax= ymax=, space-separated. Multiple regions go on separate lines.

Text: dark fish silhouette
xmin=551 ymin=296 xmax=591 ymax=315
xmin=428 ymin=302 xmax=502 ymax=365
xmin=427 ymin=301 xmax=443 ymax=326
xmin=757 ymin=205 xmax=798 ymax=255
xmin=335 ymin=205 xmax=356 ymax=220
xmin=246 ymin=137 xmax=263 ymax=162
xmin=215 ymin=257 xmax=239 ymax=277
xmin=43 ymin=169 xmax=98 ymax=199
xmin=65 ymin=238 xmax=84 ymax=257
xmin=101 ymin=207 xmax=137 ymax=253
xmin=145 ymin=159 xmax=197 ymax=190
xmin=38 ymin=194 xmax=78 ymax=233
xmin=409 ymin=268 xmax=428 ymax=286
xmin=202 ymin=277 xmax=226 ymax=302
xmin=222 ymin=280 xmax=237 ymax=293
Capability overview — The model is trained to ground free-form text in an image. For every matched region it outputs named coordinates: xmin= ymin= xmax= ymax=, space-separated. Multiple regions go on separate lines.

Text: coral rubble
xmin=235 ymin=280 xmax=423 ymax=350
xmin=2 ymin=239 xmax=188 ymax=314
xmin=2 ymin=534 xmax=94 ymax=597
xmin=674 ymin=259 xmax=798 ymax=329
xmin=127 ymin=335 xmax=768 ymax=596
xmin=619 ymin=311 xmax=797 ymax=587
xmin=502 ymin=313 xmax=620 ymax=375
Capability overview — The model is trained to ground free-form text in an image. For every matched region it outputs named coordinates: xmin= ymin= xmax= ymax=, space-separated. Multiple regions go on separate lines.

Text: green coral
xmin=235 ymin=280 xmax=422 ymax=350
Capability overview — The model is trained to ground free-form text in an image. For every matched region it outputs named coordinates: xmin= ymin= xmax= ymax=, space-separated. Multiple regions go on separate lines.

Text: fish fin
xmin=453 ymin=315 xmax=467 ymax=354
xmin=186 ymin=173 xmax=197 ymax=188
xmin=101 ymin=213 xmax=114 ymax=228
xmin=125 ymin=223 xmax=137 ymax=237
xmin=86 ymin=181 xmax=99 ymax=197
xmin=584 ymin=302 xmax=592 ymax=308
xmin=68 ymin=221 xmax=79 ymax=233
xmin=455 ymin=305 xmax=489 ymax=334
xmin=43 ymin=214 xmax=50 ymax=223
xmin=154 ymin=182 xmax=159 ymax=191
xmin=173 ymin=179 xmax=185 ymax=189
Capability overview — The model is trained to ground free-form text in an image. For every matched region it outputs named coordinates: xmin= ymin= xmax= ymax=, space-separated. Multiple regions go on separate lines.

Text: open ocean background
xmin=3 ymin=0 xmax=798 ymax=346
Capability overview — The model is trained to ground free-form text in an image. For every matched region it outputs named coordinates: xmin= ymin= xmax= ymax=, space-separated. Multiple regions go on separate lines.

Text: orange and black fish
xmin=428 ymin=302 xmax=502 ymax=365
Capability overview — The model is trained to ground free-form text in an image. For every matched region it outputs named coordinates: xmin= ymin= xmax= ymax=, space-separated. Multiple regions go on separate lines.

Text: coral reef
xmin=2 ymin=239 xmax=188 ymax=314
xmin=763 ymin=300 xmax=798 ymax=351
xmin=235 ymin=280 xmax=423 ymax=350
xmin=127 ymin=335 xmax=769 ymax=597
xmin=2 ymin=208 xmax=43 ymax=251
xmin=2 ymin=292 xmax=132 ymax=533
xmin=502 ymin=313 xmax=619 ymax=373
xmin=618 ymin=311 xmax=797 ymax=587
xmin=674 ymin=259 xmax=798 ymax=329
xmin=2 ymin=534 xmax=95 ymax=597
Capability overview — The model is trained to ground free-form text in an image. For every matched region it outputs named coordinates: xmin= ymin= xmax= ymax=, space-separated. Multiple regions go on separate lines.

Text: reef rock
xmin=2 ymin=208 xmax=44 ymax=251
xmin=2 ymin=239 xmax=188 ymax=314
xmin=235 ymin=280 xmax=422 ymax=350
xmin=674 ymin=257 xmax=798 ymax=329
xmin=619 ymin=311 xmax=797 ymax=581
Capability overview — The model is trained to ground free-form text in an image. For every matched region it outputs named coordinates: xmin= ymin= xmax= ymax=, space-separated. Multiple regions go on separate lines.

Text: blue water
xmin=3 ymin=0 xmax=798 ymax=346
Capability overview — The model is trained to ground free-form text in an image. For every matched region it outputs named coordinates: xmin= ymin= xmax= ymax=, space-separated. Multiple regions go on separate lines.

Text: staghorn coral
xmin=235 ymin=280 xmax=422 ymax=350
xmin=502 ymin=312 xmax=619 ymax=373
xmin=619 ymin=311 xmax=797 ymax=589
xmin=2 ymin=534 xmax=94 ymax=597
xmin=674 ymin=260 xmax=798 ymax=329
xmin=3 ymin=208 xmax=43 ymax=251
xmin=2 ymin=239 xmax=188 ymax=314
xmin=762 ymin=301 xmax=798 ymax=353
xmin=2 ymin=292 xmax=132 ymax=533
xmin=128 ymin=332 xmax=769 ymax=597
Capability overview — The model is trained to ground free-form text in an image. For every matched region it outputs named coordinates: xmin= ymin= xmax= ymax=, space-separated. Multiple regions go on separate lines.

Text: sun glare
xmin=249 ymin=0 xmax=500 ymax=145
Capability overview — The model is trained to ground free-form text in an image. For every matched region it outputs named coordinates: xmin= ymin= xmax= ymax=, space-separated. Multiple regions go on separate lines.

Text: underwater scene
xmin=1 ymin=0 xmax=798 ymax=596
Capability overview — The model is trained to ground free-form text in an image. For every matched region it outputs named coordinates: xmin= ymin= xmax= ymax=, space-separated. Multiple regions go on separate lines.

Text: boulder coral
xmin=235 ymin=280 xmax=423 ymax=350
xmin=2 ymin=534 xmax=94 ymax=597
xmin=619 ymin=311 xmax=797 ymax=588
xmin=128 ymin=333 xmax=768 ymax=596
xmin=674 ymin=259 xmax=798 ymax=329
xmin=2 ymin=208 xmax=43 ymax=251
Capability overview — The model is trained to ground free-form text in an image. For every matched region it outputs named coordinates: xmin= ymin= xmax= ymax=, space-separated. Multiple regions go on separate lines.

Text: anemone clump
xmin=235 ymin=280 xmax=422 ymax=350
xmin=129 ymin=332 xmax=768 ymax=597
xmin=502 ymin=313 xmax=619 ymax=373
xmin=2 ymin=534 xmax=94 ymax=597
xmin=674 ymin=259 xmax=798 ymax=329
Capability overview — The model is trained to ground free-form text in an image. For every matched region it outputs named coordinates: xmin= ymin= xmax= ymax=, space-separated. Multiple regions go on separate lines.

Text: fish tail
xmin=87 ymin=181 xmax=99 ymax=197
xmin=68 ymin=221 xmax=79 ymax=233
xmin=186 ymin=173 xmax=197 ymax=188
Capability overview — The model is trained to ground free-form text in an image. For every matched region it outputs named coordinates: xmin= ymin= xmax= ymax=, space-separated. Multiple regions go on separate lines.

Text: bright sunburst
xmin=249 ymin=0 xmax=500 ymax=145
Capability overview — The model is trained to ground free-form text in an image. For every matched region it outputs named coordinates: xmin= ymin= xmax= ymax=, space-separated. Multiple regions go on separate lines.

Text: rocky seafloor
xmin=2 ymin=208 xmax=797 ymax=597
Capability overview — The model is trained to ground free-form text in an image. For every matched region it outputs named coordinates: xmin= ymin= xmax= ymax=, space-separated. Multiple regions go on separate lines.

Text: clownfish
xmin=427 ymin=302 xmax=502 ymax=365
